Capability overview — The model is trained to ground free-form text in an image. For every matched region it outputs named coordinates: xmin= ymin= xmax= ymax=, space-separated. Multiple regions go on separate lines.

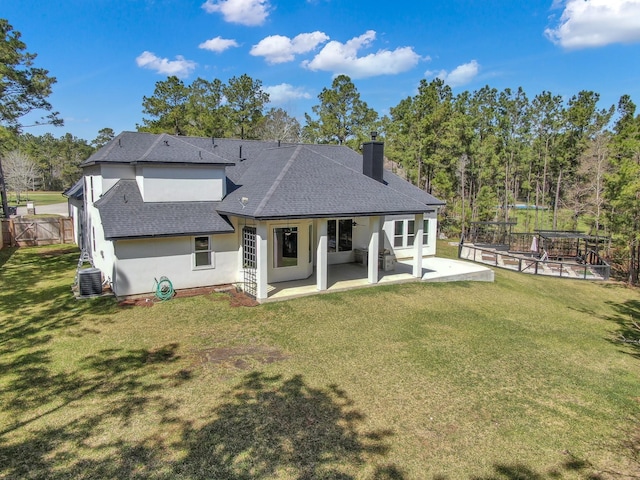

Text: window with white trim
xmin=394 ymin=218 xmax=429 ymax=248
xmin=393 ymin=221 xmax=404 ymax=247
xmin=193 ymin=236 xmax=214 ymax=269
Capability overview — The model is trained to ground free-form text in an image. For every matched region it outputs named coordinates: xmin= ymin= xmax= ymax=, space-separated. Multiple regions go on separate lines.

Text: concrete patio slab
xmin=263 ymin=257 xmax=493 ymax=302
xmin=419 ymin=257 xmax=494 ymax=283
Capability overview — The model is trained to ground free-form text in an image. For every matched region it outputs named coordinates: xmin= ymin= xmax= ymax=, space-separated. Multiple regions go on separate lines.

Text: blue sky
xmin=4 ymin=0 xmax=640 ymax=142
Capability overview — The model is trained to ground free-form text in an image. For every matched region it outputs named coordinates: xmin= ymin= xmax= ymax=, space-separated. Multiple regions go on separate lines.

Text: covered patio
xmin=263 ymin=256 xmax=493 ymax=302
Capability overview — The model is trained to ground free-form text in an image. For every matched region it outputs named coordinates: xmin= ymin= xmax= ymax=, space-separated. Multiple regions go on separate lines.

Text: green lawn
xmin=0 ymin=243 xmax=639 ymax=479
xmin=8 ymin=191 xmax=66 ymax=207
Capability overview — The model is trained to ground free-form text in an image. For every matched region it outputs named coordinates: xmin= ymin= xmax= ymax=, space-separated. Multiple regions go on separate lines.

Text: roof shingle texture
xmin=94 ymin=179 xmax=233 ymax=239
xmin=86 ymin=132 xmax=445 ymax=237
xmin=219 ymin=145 xmax=439 ymax=219
xmin=82 ymin=132 xmax=235 ymax=166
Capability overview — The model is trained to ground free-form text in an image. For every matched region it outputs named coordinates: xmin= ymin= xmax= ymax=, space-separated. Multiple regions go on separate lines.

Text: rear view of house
xmin=80 ymin=131 xmax=445 ymax=302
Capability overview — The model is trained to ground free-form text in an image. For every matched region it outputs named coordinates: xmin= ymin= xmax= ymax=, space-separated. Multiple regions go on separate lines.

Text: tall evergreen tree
xmin=303 ymin=75 xmax=378 ymax=150
xmin=0 ymin=19 xmax=61 ymax=132
xmin=0 ymin=19 xmax=62 ymax=216
xmin=222 ymin=74 xmax=269 ymax=140
xmin=606 ymin=95 xmax=640 ymax=284
xmin=138 ymin=76 xmax=190 ymax=135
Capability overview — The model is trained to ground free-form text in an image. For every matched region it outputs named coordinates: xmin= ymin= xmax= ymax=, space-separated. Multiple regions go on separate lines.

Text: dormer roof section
xmin=81 ymin=131 xmax=235 ymax=167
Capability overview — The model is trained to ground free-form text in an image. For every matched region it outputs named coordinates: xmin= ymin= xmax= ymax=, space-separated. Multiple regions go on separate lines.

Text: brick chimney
xmin=362 ymin=131 xmax=384 ymax=183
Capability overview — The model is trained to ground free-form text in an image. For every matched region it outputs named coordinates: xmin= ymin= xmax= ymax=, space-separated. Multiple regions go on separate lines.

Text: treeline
xmin=384 ymin=80 xmax=613 ymax=231
xmin=1 ymin=130 xmax=111 ymax=199
xmin=382 ymin=79 xmax=640 ymax=283
xmin=137 ymin=74 xmax=301 ymax=142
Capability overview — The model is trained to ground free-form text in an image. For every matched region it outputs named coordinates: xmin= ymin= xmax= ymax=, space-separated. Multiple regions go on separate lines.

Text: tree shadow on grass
xmin=0 ymin=246 xmax=17 ymax=270
xmin=176 ymin=371 xmax=402 ymax=480
xmin=0 ymin=246 xmax=122 ymax=420
xmin=465 ymin=457 xmax=604 ymax=479
xmin=603 ymin=299 xmax=640 ymax=356
xmin=0 ymin=369 xmax=403 ymax=479
xmin=0 ymin=342 xmax=191 ymax=479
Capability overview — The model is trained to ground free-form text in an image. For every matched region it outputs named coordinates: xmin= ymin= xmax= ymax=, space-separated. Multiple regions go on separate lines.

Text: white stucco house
xmin=80 ymin=131 xmax=445 ymax=302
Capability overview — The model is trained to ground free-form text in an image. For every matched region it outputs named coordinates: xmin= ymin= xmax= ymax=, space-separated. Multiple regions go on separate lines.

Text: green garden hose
xmin=155 ymin=276 xmax=174 ymax=301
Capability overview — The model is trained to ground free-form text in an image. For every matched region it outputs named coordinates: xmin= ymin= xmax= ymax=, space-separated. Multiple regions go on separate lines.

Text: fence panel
xmin=1 ymin=217 xmax=74 ymax=247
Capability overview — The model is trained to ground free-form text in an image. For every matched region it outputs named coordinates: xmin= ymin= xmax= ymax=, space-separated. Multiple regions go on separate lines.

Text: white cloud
xmin=429 ymin=60 xmax=480 ymax=87
xmin=302 ymin=30 xmax=421 ymax=79
xmin=135 ymin=51 xmax=197 ymax=78
xmin=250 ymin=31 xmax=329 ymax=64
xmin=201 ymin=0 xmax=270 ymax=26
xmin=545 ymin=0 xmax=640 ymax=49
xmin=264 ymin=83 xmax=312 ymax=104
xmin=199 ymin=36 xmax=239 ymax=53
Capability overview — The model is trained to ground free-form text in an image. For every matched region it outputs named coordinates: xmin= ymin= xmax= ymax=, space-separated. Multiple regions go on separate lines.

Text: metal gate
xmin=242 ymin=226 xmax=257 ymax=298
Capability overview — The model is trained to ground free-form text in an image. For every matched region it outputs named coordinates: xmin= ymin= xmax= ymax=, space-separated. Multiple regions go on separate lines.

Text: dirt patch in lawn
xmin=205 ymin=287 xmax=260 ymax=307
xmin=192 ymin=345 xmax=289 ymax=371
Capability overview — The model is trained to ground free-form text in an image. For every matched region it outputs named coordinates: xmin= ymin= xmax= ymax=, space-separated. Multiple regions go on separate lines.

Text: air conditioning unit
xmin=78 ymin=268 xmax=102 ymax=296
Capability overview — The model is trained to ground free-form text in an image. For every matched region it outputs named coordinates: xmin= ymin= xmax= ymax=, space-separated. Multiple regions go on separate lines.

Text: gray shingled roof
xmin=81 ymin=132 xmax=235 ymax=167
xmin=63 ymin=178 xmax=84 ymax=200
xmin=87 ymin=132 xmax=445 ymax=237
xmin=94 ymin=179 xmax=234 ymax=239
xmin=303 ymin=144 xmax=444 ymax=208
xmin=218 ymin=144 xmax=437 ymax=219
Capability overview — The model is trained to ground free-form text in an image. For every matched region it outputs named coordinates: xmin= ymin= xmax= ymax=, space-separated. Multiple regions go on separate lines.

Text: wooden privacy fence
xmin=1 ymin=217 xmax=74 ymax=247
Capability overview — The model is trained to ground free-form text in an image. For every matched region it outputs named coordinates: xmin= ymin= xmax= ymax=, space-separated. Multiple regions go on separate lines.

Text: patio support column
xmin=255 ymin=223 xmax=269 ymax=301
xmin=368 ymin=216 xmax=380 ymax=284
xmin=413 ymin=213 xmax=424 ymax=278
xmin=316 ymin=219 xmax=328 ymax=291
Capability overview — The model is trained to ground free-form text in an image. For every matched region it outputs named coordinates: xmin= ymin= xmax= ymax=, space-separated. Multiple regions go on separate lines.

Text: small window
xmin=423 ymin=219 xmax=429 ymax=245
xmin=194 ymin=236 xmax=214 ymax=268
xmin=394 ymin=221 xmax=404 ymax=247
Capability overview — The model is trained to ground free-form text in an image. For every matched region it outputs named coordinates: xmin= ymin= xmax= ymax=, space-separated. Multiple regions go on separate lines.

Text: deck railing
xmin=459 ymin=243 xmax=610 ymax=281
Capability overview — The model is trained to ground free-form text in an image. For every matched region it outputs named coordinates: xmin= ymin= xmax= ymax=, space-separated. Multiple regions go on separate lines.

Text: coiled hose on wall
xmin=155 ymin=276 xmax=174 ymax=301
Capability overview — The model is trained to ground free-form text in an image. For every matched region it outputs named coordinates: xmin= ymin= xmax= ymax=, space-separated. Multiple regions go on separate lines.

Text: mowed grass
xmin=8 ymin=191 xmax=66 ymax=207
xmin=0 ymin=243 xmax=639 ymax=479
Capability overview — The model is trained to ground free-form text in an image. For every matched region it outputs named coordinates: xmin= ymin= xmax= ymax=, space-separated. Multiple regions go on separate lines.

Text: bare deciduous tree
xmin=3 ymin=149 xmax=39 ymax=202
xmin=258 ymin=108 xmax=302 ymax=143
